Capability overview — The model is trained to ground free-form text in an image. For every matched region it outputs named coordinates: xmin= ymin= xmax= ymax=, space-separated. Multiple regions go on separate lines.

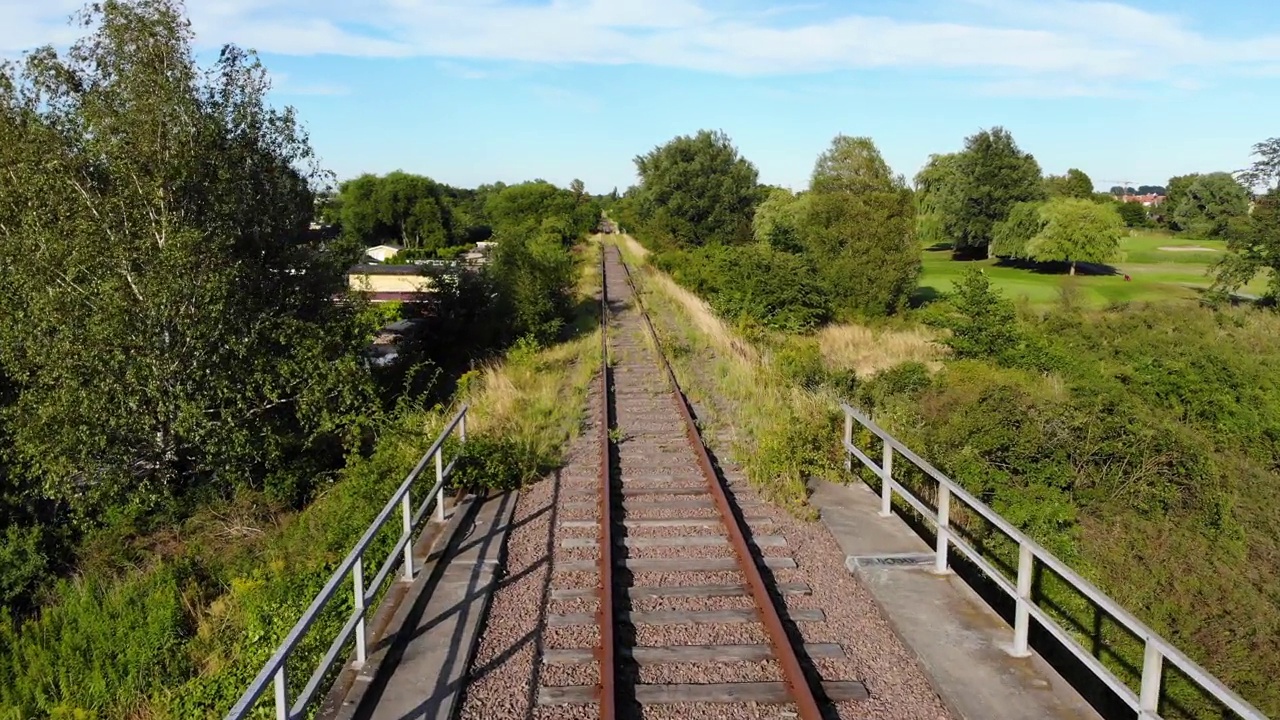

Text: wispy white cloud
xmin=3 ymin=0 xmax=1278 ymax=96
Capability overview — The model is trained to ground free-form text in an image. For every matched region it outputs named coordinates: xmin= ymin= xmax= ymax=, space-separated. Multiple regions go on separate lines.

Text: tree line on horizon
xmin=318 ymin=172 xmax=605 ymax=262
xmin=607 ymin=125 xmax=1280 ymax=321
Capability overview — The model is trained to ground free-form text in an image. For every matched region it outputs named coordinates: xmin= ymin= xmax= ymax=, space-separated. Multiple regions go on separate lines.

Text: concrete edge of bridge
xmin=809 ymin=478 xmax=1103 ymax=720
xmin=316 ymin=491 xmax=486 ymax=720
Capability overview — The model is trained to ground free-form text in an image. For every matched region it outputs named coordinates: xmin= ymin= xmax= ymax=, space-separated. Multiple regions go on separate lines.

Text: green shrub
xmin=772 ymin=339 xmax=826 ymax=390
xmin=490 ymin=232 xmax=578 ymax=344
xmin=0 ymin=525 xmax=48 ymax=612
xmin=655 ymin=245 xmax=832 ymax=331
xmin=447 ymin=434 xmax=543 ymax=492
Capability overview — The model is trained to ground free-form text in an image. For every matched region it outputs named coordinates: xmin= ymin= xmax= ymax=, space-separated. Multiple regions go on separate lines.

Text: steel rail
xmin=596 ymin=246 xmax=619 ymax=718
xmin=611 ymin=246 xmax=825 ymax=720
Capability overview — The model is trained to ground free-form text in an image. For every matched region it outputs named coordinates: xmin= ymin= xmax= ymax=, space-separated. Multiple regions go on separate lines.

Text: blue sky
xmin=5 ymin=0 xmax=1280 ymax=194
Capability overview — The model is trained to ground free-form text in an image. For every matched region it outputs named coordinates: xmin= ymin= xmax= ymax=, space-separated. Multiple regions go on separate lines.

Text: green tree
xmin=798 ymin=135 xmax=919 ymax=316
xmin=950 ymin=127 xmax=1045 ymax=256
xmin=1116 ymin=200 xmax=1150 ymax=228
xmin=1213 ymin=138 xmax=1280 ymax=298
xmin=914 ymin=153 xmax=963 ymax=248
xmin=1163 ymin=174 xmax=1200 ymax=229
xmin=633 ymin=129 xmax=760 ymax=248
xmin=990 ymin=201 xmax=1046 ymax=258
xmin=1025 ymin=199 xmax=1124 ymax=275
xmin=1172 ymin=172 xmax=1250 ymax=239
xmin=334 ymin=171 xmax=455 ymax=249
xmin=945 ymin=267 xmax=1021 ymax=359
xmin=485 ymin=180 xmax=583 ymax=242
xmin=1214 ymin=189 xmax=1280 ymax=299
xmin=1045 ymin=168 xmax=1095 ymax=199
xmin=0 ymin=0 xmax=376 ymax=518
xmin=489 ymin=232 xmax=577 ymax=343
xmin=752 ymin=187 xmax=808 ymax=250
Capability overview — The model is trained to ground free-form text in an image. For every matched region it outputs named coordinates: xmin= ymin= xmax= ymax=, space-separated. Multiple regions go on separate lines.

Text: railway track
xmin=532 ymin=244 xmax=869 ymax=717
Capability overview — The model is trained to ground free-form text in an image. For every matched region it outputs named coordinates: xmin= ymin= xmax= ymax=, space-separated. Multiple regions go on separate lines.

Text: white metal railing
xmin=225 ymin=405 xmax=469 ymax=720
xmin=840 ymin=402 xmax=1268 ymax=720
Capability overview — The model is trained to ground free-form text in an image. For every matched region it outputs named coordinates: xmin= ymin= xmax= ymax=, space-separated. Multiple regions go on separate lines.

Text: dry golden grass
xmin=460 ymin=243 xmax=602 ymax=458
xmin=618 ymin=232 xmax=650 ymax=259
xmin=816 ymin=322 xmax=946 ymax=376
xmin=647 ymin=271 xmax=760 ymax=365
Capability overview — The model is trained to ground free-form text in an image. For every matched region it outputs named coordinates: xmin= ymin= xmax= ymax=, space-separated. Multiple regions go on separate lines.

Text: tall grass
xmin=816 ymin=322 xmax=945 ymax=376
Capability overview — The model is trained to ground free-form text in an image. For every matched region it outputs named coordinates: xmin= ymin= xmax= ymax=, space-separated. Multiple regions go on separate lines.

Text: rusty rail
xmin=612 ymin=247 xmax=824 ymax=720
xmin=596 ymin=247 xmax=618 ymax=718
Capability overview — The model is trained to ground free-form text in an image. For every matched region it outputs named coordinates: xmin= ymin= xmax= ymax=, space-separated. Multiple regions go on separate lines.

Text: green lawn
xmin=918 ymin=230 xmax=1272 ymax=307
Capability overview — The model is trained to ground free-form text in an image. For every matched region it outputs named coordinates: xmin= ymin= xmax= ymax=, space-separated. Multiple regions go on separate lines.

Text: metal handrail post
xmin=353 ymin=557 xmax=367 ymax=665
xmin=1140 ymin=640 xmax=1164 ymax=717
xmin=843 ymin=414 xmax=853 ymax=472
xmin=273 ymin=667 xmax=287 ymax=720
xmin=933 ymin=484 xmax=951 ymax=574
xmin=1011 ymin=541 xmax=1033 ymax=657
xmin=434 ymin=448 xmax=445 ymax=522
xmin=880 ymin=443 xmax=893 ymax=518
xmin=401 ymin=493 xmax=414 ymax=581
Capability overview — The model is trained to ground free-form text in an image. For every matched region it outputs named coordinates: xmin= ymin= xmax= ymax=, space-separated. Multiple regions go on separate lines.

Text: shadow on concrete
xmin=347 ymin=490 xmax=517 ymax=720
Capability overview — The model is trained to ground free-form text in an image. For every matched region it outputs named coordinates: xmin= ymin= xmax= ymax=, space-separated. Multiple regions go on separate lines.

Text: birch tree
xmin=0 ymin=0 xmax=376 ymax=519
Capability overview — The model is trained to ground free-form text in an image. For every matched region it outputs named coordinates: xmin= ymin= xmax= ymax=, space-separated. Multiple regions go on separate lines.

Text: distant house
xmin=365 ymin=244 xmax=403 ymax=263
xmin=347 ymin=264 xmax=434 ymax=303
xmin=1122 ymin=193 xmax=1165 ymax=207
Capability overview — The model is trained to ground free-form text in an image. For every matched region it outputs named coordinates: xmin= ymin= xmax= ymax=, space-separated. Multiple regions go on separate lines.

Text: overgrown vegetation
xmin=625 ymin=220 xmax=1280 ymax=716
xmin=852 ymin=273 xmax=1280 ymax=717
xmin=653 ymin=244 xmax=831 ymax=332
xmin=618 ymin=240 xmax=919 ymax=519
xmin=0 ymin=2 xmax=605 ymax=716
xmin=0 ymin=237 xmax=602 ymax=717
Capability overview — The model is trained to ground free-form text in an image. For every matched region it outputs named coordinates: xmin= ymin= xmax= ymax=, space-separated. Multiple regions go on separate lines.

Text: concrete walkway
xmin=326 ymin=491 xmax=518 ymax=720
xmin=810 ymin=478 xmax=1102 ymax=720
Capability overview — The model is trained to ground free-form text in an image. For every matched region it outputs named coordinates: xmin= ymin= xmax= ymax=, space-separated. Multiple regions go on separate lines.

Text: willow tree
xmin=0 ymin=0 xmax=376 ymax=519
xmin=1214 ymin=137 xmax=1280 ymax=299
xmin=914 ymin=152 xmax=963 ymax=248
xmin=1025 ymin=199 xmax=1124 ymax=275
